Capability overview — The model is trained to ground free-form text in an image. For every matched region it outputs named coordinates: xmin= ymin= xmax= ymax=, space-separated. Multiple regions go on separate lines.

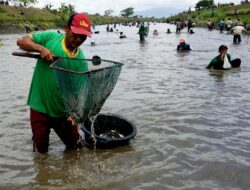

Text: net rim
xmin=49 ymin=58 xmax=123 ymax=75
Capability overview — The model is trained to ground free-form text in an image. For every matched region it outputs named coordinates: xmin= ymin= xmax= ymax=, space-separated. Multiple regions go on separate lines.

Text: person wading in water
xmin=206 ymin=45 xmax=241 ymax=70
xmin=16 ymin=13 xmax=92 ymax=153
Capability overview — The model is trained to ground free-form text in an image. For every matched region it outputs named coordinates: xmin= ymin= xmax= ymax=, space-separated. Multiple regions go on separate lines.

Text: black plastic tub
xmin=80 ymin=113 xmax=137 ymax=148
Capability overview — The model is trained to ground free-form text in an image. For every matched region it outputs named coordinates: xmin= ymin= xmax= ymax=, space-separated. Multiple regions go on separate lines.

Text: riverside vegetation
xmin=1 ymin=2 xmax=250 ymax=34
xmin=0 ymin=4 xmax=163 ymax=34
xmin=166 ymin=2 xmax=250 ymax=29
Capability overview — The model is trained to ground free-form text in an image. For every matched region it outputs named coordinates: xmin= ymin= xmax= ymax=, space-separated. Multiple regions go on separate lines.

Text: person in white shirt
xmin=226 ymin=18 xmax=233 ymax=32
xmin=231 ymin=25 xmax=249 ymax=43
xmin=176 ymin=19 xmax=182 ymax=34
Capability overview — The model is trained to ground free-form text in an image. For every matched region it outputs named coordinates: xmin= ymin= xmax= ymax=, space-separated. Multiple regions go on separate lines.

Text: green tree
xmin=58 ymin=3 xmax=69 ymax=25
xmin=44 ymin=3 xmax=53 ymax=11
xmin=104 ymin=9 xmax=114 ymax=16
xmin=18 ymin=0 xmax=37 ymax=6
xmin=195 ymin=0 xmax=214 ymax=10
xmin=120 ymin=7 xmax=134 ymax=17
xmin=68 ymin=4 xmax=76 ymax=16
xmin=58 ymin=2 xmax=69 ymax=14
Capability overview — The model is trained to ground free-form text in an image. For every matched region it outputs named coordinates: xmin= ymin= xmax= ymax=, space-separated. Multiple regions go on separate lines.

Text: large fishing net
xmin=50 ymin=57 xmax=123 ymax=124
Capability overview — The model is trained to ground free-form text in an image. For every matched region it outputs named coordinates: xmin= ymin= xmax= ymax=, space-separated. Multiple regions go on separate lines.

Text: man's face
xmin=220 ymin=48 xmax=228 ymax=55
xmin=65 ymin=27 xmax=87 ymax=49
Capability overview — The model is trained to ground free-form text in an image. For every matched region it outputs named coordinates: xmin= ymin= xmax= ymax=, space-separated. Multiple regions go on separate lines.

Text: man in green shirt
xmin=139 ymin=22 xmax=146 ymax=42
xmin=207 ymin=45 xmax=241 ymax=70
xmin=16 ymin=13 xmax=92 ymax=153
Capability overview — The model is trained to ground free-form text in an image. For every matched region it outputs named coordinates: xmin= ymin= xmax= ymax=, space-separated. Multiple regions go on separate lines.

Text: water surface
xmin=1 ymin=23 xmax=250 ymax=189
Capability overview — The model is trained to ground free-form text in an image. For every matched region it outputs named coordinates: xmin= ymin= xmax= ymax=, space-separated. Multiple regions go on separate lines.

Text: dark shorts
xmin=30 ymin=109 xmax=82 ymax=153
xmin=233 ymin=34 xmax=241 ymax=43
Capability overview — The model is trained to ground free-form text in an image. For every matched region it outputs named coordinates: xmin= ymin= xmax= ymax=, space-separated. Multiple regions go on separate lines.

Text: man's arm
xmin=187 ymin=44 xmax=192 ymax=50
xmin=207 ymin=58 xmax=215 ymax=69
xmin=17 ymin=35 xmax=54 ymax=62
xmin=243 ymin=28 xmax=249 ymax=34
xmin=227 ymin=54 xmax=232 ymax=63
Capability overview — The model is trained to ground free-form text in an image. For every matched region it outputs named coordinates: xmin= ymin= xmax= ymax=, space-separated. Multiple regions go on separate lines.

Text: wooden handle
xmin=12 ymin=52 xmax=60 ymax=62
xmin=12 ymin=52 xmax=42 ymax=59
xmin=12 ymin=51 xmax=102 ymax=66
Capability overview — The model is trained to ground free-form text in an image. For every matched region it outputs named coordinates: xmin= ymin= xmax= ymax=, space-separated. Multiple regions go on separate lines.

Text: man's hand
xmin=67 ymin=116 xmax=75 ymax=126
xmin=39 ymin=47 xmax=54 ymax=62
xmin=17 ymin=36 xmax=54 ymax=63
xmin=220 ymin=53 xmax=225 ymax=61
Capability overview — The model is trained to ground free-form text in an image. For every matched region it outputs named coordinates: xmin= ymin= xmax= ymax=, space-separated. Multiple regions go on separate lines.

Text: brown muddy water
xmin=0 ymin=23 xmax=250 ymax=190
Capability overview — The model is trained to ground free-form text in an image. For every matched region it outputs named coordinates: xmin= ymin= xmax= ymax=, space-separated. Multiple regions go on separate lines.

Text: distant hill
xmin=135 ymin=7 xmax=184 ymax=18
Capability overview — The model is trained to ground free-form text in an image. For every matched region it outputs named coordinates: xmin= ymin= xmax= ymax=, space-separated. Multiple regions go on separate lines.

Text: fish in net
xmin=50 ymin=57 xmax=123 ymax=124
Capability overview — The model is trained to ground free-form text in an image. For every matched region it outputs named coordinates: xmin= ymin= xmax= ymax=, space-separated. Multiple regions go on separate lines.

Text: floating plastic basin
xmin=80 ymin=113 xmax=137 ymax=148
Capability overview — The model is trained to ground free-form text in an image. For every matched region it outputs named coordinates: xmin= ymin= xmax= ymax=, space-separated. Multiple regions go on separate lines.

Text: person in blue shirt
xmin=219 ymin=19 xmax=225 ymax=33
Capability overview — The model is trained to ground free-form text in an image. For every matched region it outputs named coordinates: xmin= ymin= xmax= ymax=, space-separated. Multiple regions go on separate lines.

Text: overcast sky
xmin=35 ymin=0 xmax=242 ymax=15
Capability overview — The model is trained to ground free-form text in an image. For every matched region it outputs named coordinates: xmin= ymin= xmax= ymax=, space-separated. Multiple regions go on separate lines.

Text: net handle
xmin=12 ymin=51 xmax=59 ymax=61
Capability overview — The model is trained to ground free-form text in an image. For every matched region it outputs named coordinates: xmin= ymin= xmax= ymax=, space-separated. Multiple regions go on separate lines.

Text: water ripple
xmin=1 ymin=23 xmax=250 ymax=189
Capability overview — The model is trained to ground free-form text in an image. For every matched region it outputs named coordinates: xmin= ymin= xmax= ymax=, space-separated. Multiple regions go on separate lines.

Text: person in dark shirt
xmin=189 ymin=28 xmax=195 ymax=34
xmin=187 ymin=19 xmax=192 ymax=32
xmin=119 ymin=32 xmax=127 ymax=38
xmin=139 ymin=23 xmax=146 ymax=42
xmin=177 ymin=38 xmax=191 ymax=51
xmin=207 ymin=45 xmax=241 ymax=70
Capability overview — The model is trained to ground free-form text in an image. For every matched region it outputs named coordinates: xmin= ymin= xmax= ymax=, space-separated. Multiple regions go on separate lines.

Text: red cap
xmin=70 ymin=13 xmax=92 ymax=37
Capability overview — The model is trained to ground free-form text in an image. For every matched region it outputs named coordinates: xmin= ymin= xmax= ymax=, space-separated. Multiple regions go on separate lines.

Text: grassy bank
xmin=0 ymin=5 xmax=162 ymax=34
xmin=0 ymin=5 xmax=63 ymax=33
xmin=166 ymin=3 xmax=250 ymax=29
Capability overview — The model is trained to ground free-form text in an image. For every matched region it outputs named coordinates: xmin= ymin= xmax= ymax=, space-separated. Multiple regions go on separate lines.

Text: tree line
xmin=2 ymin=0 xmax=136 ymax=18
xmin=0 ymin=0 xmax=37 ymax=6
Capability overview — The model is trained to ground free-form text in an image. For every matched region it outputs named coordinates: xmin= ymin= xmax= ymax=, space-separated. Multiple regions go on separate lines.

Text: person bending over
xmin=16 ymin=13 xmax=92 ymax=153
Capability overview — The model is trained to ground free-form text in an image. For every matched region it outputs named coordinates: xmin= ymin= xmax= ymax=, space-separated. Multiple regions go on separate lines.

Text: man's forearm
xmin=17 ymin=36 xmax=44 ymax=52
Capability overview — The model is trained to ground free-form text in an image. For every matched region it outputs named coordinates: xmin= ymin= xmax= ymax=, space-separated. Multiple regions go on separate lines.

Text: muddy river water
xmin=0 ymin=23 xmax=250 ymax=189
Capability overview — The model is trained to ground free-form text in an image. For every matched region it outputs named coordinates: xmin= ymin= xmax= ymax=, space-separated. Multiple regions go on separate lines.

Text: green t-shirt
xmin=27 ymin=31 xmax=88 ymax=117
xmin=207 ymin=54 xmax=231 ymax=70
xmin=139 ymin=25 xmax=146 ymax=35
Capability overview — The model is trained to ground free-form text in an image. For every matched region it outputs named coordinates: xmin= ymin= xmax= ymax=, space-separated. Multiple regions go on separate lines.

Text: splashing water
xmin=89 ymin=115 xmax=98 ymax=150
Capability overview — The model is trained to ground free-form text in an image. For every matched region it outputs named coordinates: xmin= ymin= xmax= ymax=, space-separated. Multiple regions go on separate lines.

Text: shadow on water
xmin=209 ymin=68 xmax=242 ymax=81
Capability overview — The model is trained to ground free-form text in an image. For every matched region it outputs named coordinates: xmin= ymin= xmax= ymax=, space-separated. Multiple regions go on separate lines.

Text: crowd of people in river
xmin=173 ymin=18 xmax=248 ymax=69
xmin=6 ymin=16 xmax=249 ymax=73
xmin=1 ymin=14 xmax=247 ymax=73
xmin=135 ymin=17 xmax=248 ymax=70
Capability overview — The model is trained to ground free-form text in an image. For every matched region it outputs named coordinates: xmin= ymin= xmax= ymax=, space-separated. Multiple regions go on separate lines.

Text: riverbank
xmin=166 ymin=3 xmax=250 ymax=29
xmin=0 ymin=5 xmax=163 ymax=34
xmin=0 ymin=5 xmax=62 ymax=34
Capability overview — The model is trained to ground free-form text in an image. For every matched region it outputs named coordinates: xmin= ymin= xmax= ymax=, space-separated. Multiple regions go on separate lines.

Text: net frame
xmin=49 ymin=58 xmax=123 ymax=124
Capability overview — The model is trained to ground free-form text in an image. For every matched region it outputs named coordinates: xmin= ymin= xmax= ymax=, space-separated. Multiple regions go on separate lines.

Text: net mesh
xmin=50 ymin=58 xmax=123 ymax=124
